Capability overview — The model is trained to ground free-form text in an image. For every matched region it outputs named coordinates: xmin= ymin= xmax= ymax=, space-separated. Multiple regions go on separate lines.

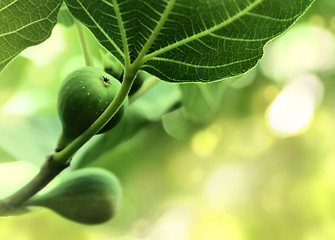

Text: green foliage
xmin=0 ymin=0 xmax=319 ymax=231
xmin=162 ymin=80 xmax=228 ymax=139
xmin=0 ymin=0 xmax=63 ymax=72
xmin=179 ymin=81 xmax=228 ymax=122
xmin=162 ymin=108 xmax=195 ymax=139
xmin=25 ymin=168 xmax=122 ymax=224
xmin=65 ymin=0 xmax=314 ymax=82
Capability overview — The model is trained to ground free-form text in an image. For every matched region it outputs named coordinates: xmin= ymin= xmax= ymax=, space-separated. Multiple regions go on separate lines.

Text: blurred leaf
xmin=231 ymin=68 xmax=257 ymax=89
xmin=0 ymin=147 xmax=17 ymax=164
xmin=57 ymin=4 xmax=74 ymax=27
xmin=0 ymin=114 xmax=61 ymax=166
xmin=0 ymin=56 xmax=32 ymax=107
xmin=0 ymin=0 xmax=63 ymax=72
xmin=163 ymin=80 xmax=229 ymax=138
xmin=65 ymin=0 xmax=314 ymax=83
xmin=179 ymin=81 xmax=227 ymax=122
xmin=130 ymin=81 xmax=180 ymax=121
xmin=162 ymin=108 xmax=195 ymax=139
xmin=303 ymin=0 xmax=335 ymax=20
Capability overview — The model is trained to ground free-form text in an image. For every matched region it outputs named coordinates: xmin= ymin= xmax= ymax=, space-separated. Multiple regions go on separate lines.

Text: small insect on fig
xmin=103 ymin=52 xmax=151 ymax=96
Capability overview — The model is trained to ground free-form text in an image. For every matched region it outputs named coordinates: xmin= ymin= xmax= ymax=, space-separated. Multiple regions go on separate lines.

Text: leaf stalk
xmin=75 ymin=19 xmax=94 ymax=67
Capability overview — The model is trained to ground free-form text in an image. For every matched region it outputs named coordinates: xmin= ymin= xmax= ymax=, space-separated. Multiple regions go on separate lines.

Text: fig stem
xmin=0 ymin=156 xmax=69 ymax=216
xmin=75 ymin=19 xmax=94 ymax=67
xmin=53 ymin=66 xmax=137 ymax=164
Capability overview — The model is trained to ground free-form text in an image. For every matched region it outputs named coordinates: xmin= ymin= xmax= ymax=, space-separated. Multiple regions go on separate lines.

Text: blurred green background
xmin=1 ymin=0 xmax=335 ymax=239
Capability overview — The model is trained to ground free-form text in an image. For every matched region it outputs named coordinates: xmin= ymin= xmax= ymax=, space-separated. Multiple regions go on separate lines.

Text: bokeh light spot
xmin=145 ymin=206 xmax=191 ymax=240
xmin=1 ymin=92 xmax=39 ymax=114
xmin=0 ymin=161 xmax=38 ymax=198
xmin=265 ymin=74 xmax=324 ymax=137
xmin=260 ymin=24 xmax=335 ymax=81
xmin=191 ymin=124 xmax=221 ymax=156
xmin=20 ymin=25 xmax=65 ymax=66
xmin=205 ymin=165 xmax=255 ymax=209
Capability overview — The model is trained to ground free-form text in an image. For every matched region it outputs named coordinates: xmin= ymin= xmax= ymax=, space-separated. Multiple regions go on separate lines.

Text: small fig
xmin=24 ymin=168 xmax=122 ymax=225
xmin=126 ymin=70 xmax=150 ymax=96
xmin=57 ymin=66 xmax=127 ymax=150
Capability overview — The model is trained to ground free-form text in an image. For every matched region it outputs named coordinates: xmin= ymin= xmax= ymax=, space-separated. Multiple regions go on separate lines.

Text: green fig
xmin=57 ymin=66 xmax=127 ymax=150
xmin=24 ymin=168 xmax=122 ymax=225
xmin=126 ymin=70 xmax=150 ymax=96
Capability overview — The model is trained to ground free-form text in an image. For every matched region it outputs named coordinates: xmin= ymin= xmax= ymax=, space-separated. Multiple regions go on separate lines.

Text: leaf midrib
xmin=109 ymin=0 xmax=130 ymax=66
xmin=132 ymin=0 xmax=177 ymax=68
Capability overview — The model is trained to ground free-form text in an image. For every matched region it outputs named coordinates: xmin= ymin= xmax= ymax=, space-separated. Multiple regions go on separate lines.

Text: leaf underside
xmin=65 ymin=0 xmax=314 ymax=83
xmin=0 ymin=0 xmax=63 ymax=72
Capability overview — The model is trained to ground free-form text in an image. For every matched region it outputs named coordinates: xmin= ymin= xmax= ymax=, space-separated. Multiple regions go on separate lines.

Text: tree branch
xmin=0 ymin=155 xmax=69 ymax=216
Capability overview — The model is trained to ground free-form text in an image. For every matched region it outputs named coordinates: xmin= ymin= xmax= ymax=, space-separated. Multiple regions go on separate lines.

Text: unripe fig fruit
xmin=24 ymin=168 xmax=122 ymax=225
xmin=57 ymin=66 xmax=127 ymax=150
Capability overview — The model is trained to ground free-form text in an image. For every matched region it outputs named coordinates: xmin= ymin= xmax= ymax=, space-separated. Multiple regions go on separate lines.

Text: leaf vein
xmin=0 ymin=0 xmax=19 ymax=12
xmin=148 ymin=55 xmax=261 ymax=69
xmin=0 ymin=4 xmax=59 ymax=38
xmin=143 ymin=0 xmax=263 ymax=62
xmin=72 ymin=0 xmax=124 ymax=59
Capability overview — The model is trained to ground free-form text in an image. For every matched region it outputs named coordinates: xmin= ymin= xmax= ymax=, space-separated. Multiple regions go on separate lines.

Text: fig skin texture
xmin=56 ymin=66 xmax=127 ymax=150
xmin=24 ymin=168 xmax=122 ymax=225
